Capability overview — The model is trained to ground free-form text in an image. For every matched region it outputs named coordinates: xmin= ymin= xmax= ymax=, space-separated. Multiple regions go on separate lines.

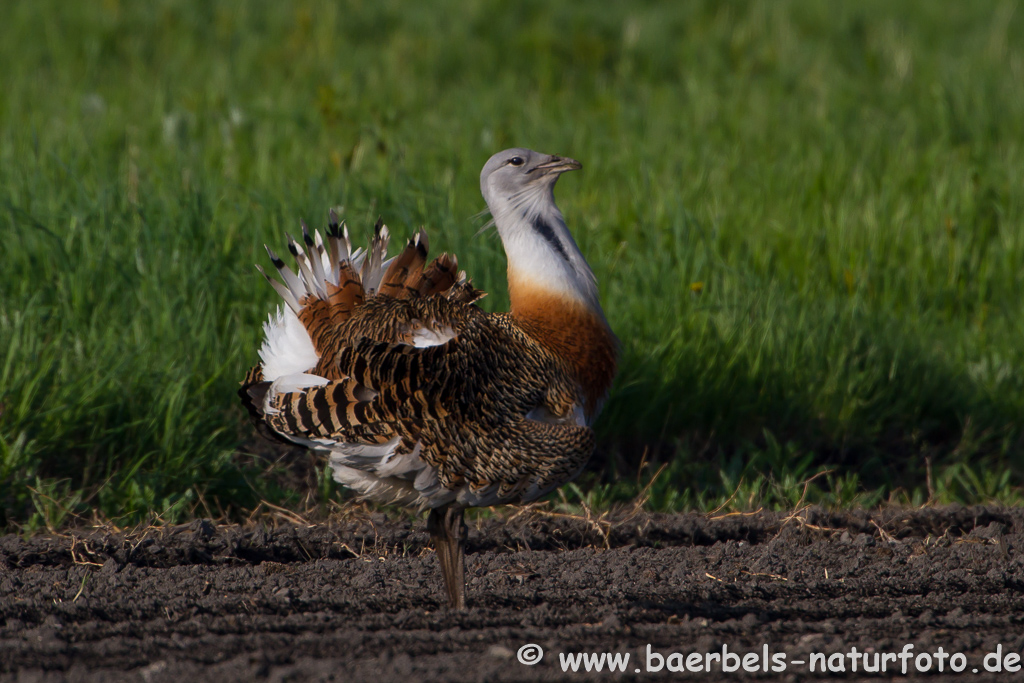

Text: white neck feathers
xmin=489 ymin=185 xmax=602 ymax=313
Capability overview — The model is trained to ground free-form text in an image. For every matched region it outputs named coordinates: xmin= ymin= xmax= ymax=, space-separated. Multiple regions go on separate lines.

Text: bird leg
xmin=427 ymin=504 xmax=467 ymax=610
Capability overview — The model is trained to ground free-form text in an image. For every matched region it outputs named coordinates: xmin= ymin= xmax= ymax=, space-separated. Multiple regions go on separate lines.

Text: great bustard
xmin=240 ymin=148 xmax=618 ymax=608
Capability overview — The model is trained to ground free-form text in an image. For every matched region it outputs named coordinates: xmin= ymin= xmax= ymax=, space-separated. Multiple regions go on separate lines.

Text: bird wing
xmin=241 ymin=217 xmax=594 ymax=508
xmin=266 ymin=303 xmax=594 ymax=506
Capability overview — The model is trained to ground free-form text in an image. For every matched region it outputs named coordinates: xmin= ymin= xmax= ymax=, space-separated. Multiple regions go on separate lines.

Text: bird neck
xmin=492 ymin=191 xmax=618 ymax=417
xmin=508 ymin=275 xmax=618 ymax=419
xmin=492 ymin=196 xmax=601 ymax=312
xmin=501 ymin=206 xmax=618 ymax=419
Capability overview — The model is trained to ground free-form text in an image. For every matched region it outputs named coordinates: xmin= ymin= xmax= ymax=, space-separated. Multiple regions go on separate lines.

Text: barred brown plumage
xmin=239 ymin=148 xmax=617 ymax=609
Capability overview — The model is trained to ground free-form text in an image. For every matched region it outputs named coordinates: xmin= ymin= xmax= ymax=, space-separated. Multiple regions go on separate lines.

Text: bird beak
xmin=534 ymin=155 xmax=582 ymax=174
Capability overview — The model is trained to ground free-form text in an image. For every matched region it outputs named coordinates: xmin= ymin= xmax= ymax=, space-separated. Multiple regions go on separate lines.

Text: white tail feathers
xmin=255 ymin=264 xmax=301 ymax=313
xmin=258 ymin=307 xmax=319 ymax=382
xmin=301 ymin=221 xmax=329 ymax=299
xmin=360 ymin=218 xmax=391 ymax=295
xmin=259 ymin=215 xmax=387 ymax=314
xmin=327 ymin=209 xmax=351 ymax=283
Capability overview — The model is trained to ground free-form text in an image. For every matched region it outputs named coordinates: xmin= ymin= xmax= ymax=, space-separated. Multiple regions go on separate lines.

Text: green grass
xmin=2 ymin=0 xmax=1024 ymax=531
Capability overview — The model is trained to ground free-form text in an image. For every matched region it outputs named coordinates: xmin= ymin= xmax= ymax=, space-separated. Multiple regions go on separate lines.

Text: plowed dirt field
xmin=3 ymin=506 xmax=1023 ymax=681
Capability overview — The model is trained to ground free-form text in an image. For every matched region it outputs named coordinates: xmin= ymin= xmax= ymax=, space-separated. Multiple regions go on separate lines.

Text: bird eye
xmin=508 ymin=156 xmax=525 ymax=166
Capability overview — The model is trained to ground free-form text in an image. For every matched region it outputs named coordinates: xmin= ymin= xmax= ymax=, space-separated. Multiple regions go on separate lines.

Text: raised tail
xmin=240 ymin=212 xmax=484 ymax=427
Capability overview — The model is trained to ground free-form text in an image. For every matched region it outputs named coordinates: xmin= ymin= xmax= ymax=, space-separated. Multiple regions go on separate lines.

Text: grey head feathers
xmin=479 ymin=148 xmax=582 ymax=219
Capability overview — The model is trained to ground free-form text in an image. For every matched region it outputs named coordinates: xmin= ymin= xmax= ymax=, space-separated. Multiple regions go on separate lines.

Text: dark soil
xmin=3 ymin=505 xmax=1024 ymax=682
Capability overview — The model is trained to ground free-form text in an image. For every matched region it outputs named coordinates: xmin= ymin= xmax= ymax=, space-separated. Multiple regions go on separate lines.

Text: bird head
xmin=479 ymin=148 xmax=581 ymax=221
